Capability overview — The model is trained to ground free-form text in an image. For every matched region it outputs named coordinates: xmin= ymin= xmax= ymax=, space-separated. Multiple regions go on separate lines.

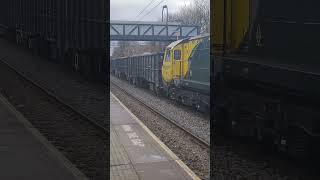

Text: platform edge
xmin=111 ymin=92 xmax=201 ymax=180
xmin=0 ymin=93 xmax=89 ymax=180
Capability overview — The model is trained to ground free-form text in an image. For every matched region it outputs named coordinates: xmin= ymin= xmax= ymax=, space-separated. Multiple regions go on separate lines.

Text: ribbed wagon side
xmin=0 ymin=0 xmax=107 ymax=79
xmin=0 ymin=0 xmax=8 ymax=35
xmin=111 ymin=53 xmax=163 ymax=93
xmin=144 ymin=53 xmax=163 ymax=93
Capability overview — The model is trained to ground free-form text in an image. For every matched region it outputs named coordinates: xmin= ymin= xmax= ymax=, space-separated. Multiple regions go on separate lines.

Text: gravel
xmin=0 ymin=38 xmax=107 ymax=128
xmin=111 ymin=75 xmax=210 ymax=144
xmin=0 ymin=59 xmax=107 ymax=180
xmin=111 ymin=83 xmax=210 ymax=180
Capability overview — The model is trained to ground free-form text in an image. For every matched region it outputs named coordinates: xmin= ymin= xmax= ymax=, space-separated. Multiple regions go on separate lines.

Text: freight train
xmin=111 ymin=34 xmax=210 ymax=112
xmin=213 ymin=0 xmax=320 ymax=159
xmin=0 ymin=0 xmax=107 ymax=80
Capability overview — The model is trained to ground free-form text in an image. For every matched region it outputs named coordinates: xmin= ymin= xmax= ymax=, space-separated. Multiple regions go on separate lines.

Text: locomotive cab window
xmin=165 ymin=50 xmax=171 ymax=61
xmin=174 ymin=50 xmax=181 ymax=60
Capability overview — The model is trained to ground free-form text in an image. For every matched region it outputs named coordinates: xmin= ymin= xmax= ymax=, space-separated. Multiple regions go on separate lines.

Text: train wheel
xmin=16 ymin=32 xmax=21 ymax=45
xmin=168 ymin=88 xmax=176 ymax=100
xmin=165 ymin=89 xmax=170 ymax=98
xmin=73 ymin=52 xmax=80 ymax=72
xmin=196 ymin=104 xmax=201 ymax=111
xmin=28 ymin=38 xmax=32 ymax=49
xmin=196 ymin=102 xmax=208 ymax=112
xmin=155 ymin=87 xmax=160 ymax=96
xmin=180 ymin=96 xmax=185 ymax=105
xmin=132 ymin=78 xmax=137 ymax=86
xmin=151 ymin=84 xmax=156 ymax=93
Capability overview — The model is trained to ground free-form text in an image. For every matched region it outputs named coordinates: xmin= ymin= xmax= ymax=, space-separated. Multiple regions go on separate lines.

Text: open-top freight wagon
xmin=213 ymin=0 xmax=320 ymax=159
xmin=0 ymin=0 xmax=107 ymax=80
xmin=111 ymin=52 xmax=164 ymax=92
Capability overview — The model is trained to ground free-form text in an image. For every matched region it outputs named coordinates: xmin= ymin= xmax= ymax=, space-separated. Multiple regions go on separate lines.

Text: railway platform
xmin=110 ymin=93 xmax=200 ymax=180
xmin=0 ymin=94 xmax=87 ymax=180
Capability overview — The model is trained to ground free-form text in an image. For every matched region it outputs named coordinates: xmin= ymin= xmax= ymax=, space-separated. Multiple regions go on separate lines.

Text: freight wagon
xmin=111 ymin=53 xmax=163 ymax=93
xmin=213 ymin=0 xmax=320 ymax=159
xmin=0 ymin=0 xmax=107 ymax=80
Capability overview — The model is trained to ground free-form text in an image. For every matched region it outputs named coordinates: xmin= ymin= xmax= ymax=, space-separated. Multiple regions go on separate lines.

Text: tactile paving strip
xmin=111 ymin=127 xmax=131 ymax=166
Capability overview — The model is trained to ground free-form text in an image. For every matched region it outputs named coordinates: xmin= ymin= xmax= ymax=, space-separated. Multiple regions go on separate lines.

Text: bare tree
xmin=168 ymin=0 xmax=210 ymax=33
xmin=112 ymin=41 xmax=128 ymax=58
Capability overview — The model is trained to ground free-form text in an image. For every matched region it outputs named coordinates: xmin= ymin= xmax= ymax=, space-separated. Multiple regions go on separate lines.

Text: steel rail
xmin=0 ymin=57 xmax=107 ymax=133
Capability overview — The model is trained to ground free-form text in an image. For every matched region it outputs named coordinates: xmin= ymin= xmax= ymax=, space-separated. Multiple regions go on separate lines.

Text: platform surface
xmin=0 ymin=94 xmax=87 ymax=180
xmin=110 ymin=93 xmax=199 ymax=180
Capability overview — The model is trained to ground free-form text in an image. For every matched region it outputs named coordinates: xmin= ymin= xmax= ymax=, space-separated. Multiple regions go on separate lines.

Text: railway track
xmin=0 ymin=56 xmax=107 ymax=180
xmin=111 ymin=80 xmax=209 ymax=149
xmin=0 ymin=56 xmax=107 ymax=132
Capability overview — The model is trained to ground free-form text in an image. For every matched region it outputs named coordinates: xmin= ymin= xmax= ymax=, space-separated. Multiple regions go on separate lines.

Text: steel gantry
xmin=110 ymin=21 xmax=200 ymax=41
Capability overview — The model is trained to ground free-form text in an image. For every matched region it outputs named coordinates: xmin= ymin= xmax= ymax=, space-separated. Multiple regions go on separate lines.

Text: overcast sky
xmin=111 ymin=0 xmax=192 ymax=21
